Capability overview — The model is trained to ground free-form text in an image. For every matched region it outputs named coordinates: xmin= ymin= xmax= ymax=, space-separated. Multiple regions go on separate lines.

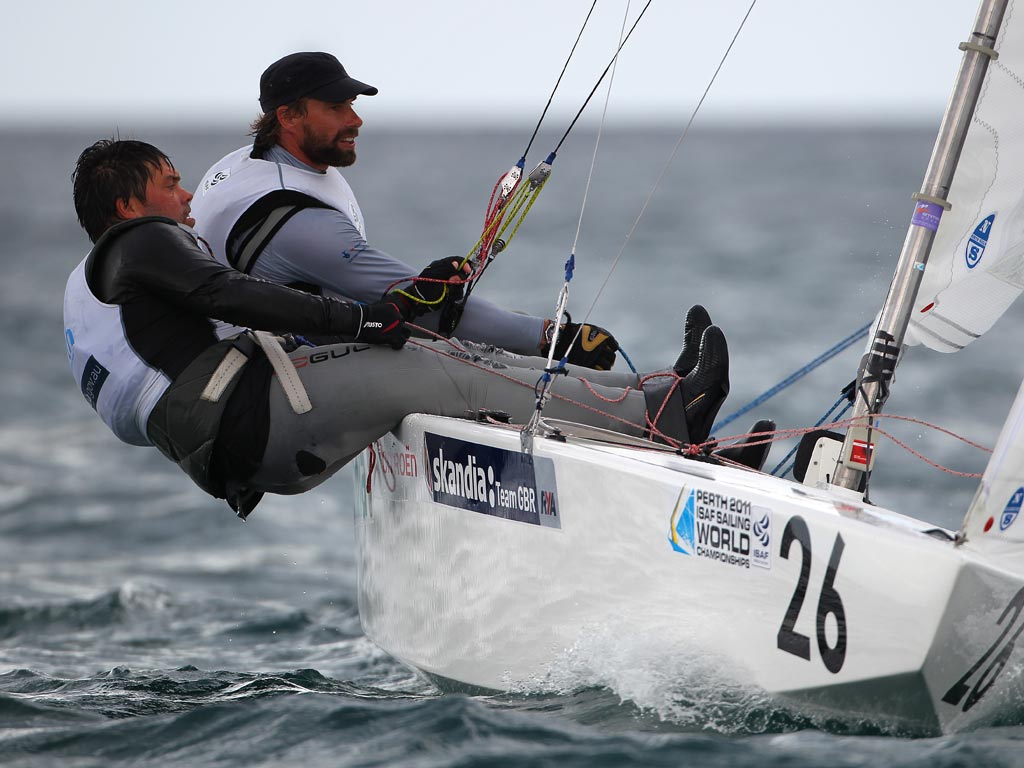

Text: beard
xmin=300 ymin=124 xmax=357 ymax=168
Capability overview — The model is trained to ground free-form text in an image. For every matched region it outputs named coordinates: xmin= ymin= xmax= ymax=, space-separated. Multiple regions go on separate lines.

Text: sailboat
xmin=351 ymin=0 xmax=1024 ymax=734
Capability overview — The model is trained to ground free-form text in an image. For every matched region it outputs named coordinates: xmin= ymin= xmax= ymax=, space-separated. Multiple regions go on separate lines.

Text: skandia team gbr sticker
xmin=668 ymin=486 xmax=771 ymax=570
xmin=966 ymin=213 xmax=995 ymax=269
xmin=423 ymin=432 xmax=560 ymax=528
xmin=1000 ymin=487 xmax=1024 ymax=531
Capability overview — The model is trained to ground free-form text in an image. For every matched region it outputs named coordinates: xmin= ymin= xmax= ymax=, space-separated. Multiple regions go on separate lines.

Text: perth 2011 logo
xmin=669 ymin=485 xmax=772 ymax=570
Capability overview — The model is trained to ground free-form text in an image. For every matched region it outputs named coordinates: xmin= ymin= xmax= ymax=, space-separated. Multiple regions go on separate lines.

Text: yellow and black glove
xmin=390 ymin=258 xmax=468 ymax=319
xmin=545 ymin=320 xmax=619 ymax=371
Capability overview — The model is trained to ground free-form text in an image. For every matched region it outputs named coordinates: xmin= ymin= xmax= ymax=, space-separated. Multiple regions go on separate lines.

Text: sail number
xmin=942 ymin=586 xmax=1024 ymax=712
xmin=776 ymin=516 xmax=847 ymax=673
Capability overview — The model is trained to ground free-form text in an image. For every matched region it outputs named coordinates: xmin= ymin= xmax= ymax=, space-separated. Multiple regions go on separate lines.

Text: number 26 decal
xmin=942 ymin=586 xmax=1024 ymax=712
xmin=777 ymin=516 xmax=848 ymax=673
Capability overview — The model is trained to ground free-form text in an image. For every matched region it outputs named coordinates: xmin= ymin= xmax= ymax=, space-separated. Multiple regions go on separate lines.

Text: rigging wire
xmin=575 ymin=0 xmax=759 ymax=328
xmin=714 ymin=320 xmax=872 ymax=433
xmin=553 ymin=0 xmax=654 ymax=154
xmin=547 ymin=1 xmax=635 ymax=363
xmin=418 ymin=1 xmax=606 ymax=329
xmin=524 ymin=1 xmax=635 ymax=446
xmin=426 ymin=0 xmax=658 ymax=335
xmin=523 ymin=0 xmax=599 ymax=160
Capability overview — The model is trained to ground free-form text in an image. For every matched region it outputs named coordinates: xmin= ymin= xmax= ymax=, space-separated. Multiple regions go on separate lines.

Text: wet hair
xmin=249 ymin=99 xmax=308 ymax=158
xmin=72 ymin=139 xmax=173 ymax=243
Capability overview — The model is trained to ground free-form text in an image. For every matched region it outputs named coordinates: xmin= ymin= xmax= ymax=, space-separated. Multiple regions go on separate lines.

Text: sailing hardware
xmin=437 ymin=1 xmax=655 ymax=339
xmin=522 ymin=254 xmax=577 ymax=455
xmin=833 ymin=0 xmax=1009 ymax=493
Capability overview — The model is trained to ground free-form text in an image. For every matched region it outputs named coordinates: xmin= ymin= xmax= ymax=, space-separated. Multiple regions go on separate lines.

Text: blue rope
xmin=712 ymin=321 xmax=871 ymax=434
xmin=617 ymin=346 xmax=639 ymax=374
xmin=770 ymin=394 xmax=853 ymax=478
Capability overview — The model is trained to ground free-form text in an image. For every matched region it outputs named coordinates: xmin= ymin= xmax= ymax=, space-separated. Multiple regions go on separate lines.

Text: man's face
xmin=296 ymin=98 xmax=363 ymax=168
xmin=126 ymin=160 xmax=195 ymax=227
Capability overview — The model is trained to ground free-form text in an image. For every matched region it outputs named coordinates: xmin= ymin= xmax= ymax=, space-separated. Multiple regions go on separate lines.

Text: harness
xmin=225 ymin=189 xmax=333 ymax=283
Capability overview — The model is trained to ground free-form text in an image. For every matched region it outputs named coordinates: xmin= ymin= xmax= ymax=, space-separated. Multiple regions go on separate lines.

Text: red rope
xmin=400 ymin=323 xmax=992 ymax=478
xmin=365 ymin=442 xmax=377 ymax=494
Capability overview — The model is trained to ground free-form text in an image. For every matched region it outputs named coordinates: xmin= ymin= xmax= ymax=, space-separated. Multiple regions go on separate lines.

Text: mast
xmin=832 ymin=0 xmax=1009 ymax=493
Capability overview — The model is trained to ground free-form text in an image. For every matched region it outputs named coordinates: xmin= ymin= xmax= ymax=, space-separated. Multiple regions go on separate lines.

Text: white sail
xmin=907 ymin=5 xmax=1024 ymax=352
xmin=960 ymin=376 xmax=1024 ymax=552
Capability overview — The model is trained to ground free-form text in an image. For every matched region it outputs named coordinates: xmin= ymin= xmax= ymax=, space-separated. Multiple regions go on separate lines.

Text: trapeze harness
xmin=63 ymin=218 xmax=318 ymax=515
xmin=190 ymin=144 xmax=366 ymax=291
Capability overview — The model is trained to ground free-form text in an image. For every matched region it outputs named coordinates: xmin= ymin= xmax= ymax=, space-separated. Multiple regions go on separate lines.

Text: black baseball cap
xmin=259 ymin=52 xmax=378 ymax=112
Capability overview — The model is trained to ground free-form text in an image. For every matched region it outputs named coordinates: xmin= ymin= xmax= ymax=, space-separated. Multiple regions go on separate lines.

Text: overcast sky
xmin=6 ymin=1 xmax=981 ymax=126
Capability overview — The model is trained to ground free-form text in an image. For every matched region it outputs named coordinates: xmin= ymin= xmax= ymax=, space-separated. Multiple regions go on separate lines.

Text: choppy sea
xmin=2 ymin=122 xmax=1024 ymax=766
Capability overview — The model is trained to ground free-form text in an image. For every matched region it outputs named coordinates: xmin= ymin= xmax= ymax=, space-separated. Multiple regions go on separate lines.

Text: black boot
xmin=716 ymin=418 xmax=775 ymax=470
xmin=644 ymin=325 xmax=730 ymax=446
xmin=679 ymin=325 xmax=730 ymax=445
xmin=673 ymin=304 xmax=712 ymax=376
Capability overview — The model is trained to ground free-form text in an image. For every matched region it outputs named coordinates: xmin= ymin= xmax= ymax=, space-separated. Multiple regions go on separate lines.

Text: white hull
xmin=353 ymin=414 xmax=1024 ymax=734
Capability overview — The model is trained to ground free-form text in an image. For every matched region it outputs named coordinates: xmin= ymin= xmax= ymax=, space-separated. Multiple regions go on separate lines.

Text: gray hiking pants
xmin=252 ymin=338 xmax=649 ymax=494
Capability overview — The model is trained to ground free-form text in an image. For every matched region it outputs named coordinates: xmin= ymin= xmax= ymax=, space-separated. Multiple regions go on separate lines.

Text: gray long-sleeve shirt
xmin=249 ymin=145 xmax=545 ymax=353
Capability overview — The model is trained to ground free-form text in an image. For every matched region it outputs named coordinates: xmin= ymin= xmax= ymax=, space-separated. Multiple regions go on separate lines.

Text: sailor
xmin=190 ymin=51 xmax=623 ymax=371
xmin=64 ymin=139 xmax=730 ymax=518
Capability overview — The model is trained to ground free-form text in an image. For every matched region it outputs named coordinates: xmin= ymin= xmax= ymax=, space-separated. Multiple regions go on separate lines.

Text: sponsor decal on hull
xmin=423 ymin=432 xmax=560 ymax=528
xmin=372 ymin=434 xmax=420 ymax=494
xmin=669 ymin=486 xmax=772 ymax=570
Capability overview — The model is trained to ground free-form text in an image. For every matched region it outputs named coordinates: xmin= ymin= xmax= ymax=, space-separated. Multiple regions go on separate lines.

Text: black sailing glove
xmin=353 ymin=301 xmax=410 ymax=349
xmin=546 ymin=321 xmax=620 ymax=371
xmin=390 ymin=257 xmax=469 ymax=319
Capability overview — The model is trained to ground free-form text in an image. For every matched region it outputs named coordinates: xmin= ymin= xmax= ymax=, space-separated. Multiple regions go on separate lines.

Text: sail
xmin=906 ymin=5 xmax=1024 ymax=353
xmin=960 ymin=375 xmax=1024 ymax=554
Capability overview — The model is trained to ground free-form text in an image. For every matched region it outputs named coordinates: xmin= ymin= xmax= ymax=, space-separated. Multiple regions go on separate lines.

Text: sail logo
xmin=1000 ymin=487 xmax=1024 ymax=531
xmin=423 ymin=432 xmax=560 ymax=528
xmin=966 ymin=213 xmax=995 ymax=269
xmin=668 ymin=487 xmax=771 ymax=570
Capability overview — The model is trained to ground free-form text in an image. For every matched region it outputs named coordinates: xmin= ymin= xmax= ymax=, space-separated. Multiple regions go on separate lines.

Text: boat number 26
xmin=941 ymin=586 xmax=1024 ymax=712
xmin=776 ymin=516 xmax=847 ymax=674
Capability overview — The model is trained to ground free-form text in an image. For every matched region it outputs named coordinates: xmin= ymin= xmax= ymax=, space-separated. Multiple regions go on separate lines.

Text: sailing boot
xmin=681 ymin=325 xmax=730 ymax=444
xmin=673 ymin=304 xmax=712 ymax=376
xmin=716 ymin=418 xmax=776 ymax=470
xmin=644 ymin=325 xmax=730 ymax=446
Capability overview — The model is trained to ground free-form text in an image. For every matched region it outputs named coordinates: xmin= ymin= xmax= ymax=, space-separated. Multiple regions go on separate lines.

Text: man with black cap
xmin=190 ymin=51 xmax=626 ymax=374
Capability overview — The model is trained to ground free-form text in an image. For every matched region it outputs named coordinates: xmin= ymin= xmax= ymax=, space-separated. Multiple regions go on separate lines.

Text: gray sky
xmin=7 ymin=1 xmax=980 ymax=125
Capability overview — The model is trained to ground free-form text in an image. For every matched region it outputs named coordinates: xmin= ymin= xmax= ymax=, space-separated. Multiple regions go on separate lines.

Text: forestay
xmin=906 ymin=4 xmax=1024 ymax=352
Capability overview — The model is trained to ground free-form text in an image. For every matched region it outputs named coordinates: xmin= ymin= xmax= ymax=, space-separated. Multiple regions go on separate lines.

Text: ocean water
xmin=2 ymin=123 xmax=1024 ymax=766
